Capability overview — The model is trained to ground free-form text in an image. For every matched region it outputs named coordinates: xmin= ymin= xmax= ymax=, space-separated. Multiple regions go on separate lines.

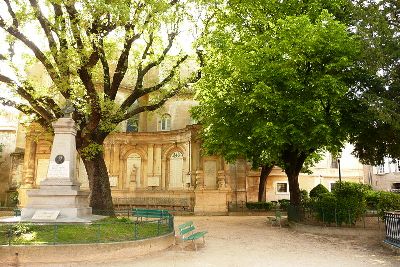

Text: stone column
xmin=23 ymin=137 xmax=36 ymax=187
xmin=195 ymin=170 xmax=204 ymax=190
xmin=217 ymin=170 xmax=227 ymax=190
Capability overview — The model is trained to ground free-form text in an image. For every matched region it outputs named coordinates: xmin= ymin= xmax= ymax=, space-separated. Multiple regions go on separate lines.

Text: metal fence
xmin=288 ymin=205 xmax=383 ymax=228
xmin=384 ymin=212 xmax=400 ymax=248
xmin=0 ymin=210 xmax=174 ymax=246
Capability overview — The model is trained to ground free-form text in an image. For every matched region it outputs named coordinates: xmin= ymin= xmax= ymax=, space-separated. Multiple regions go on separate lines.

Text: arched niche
xmin=168 ymin=151 xmax=184 ymax=189
xmin=126 ymin=153 xmax=142 ymax=188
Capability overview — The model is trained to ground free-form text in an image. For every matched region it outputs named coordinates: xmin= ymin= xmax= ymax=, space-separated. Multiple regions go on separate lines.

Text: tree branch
xmin=4 ymin=0 xmax=18 ymax=59
xmin=119 ymin=86 xmax=182 ymax=122
xmin=108 ymin=27 xmax=140 ymax=99
xmin=0 ymin=16 xmax=61 ymax=84
xmin=28 ymin=0 xmax=59 ymax=65
xmin=0 ymin=96 xmax=48 ymax=127
xmin=0 ymin=73 xmax=57 ymax=122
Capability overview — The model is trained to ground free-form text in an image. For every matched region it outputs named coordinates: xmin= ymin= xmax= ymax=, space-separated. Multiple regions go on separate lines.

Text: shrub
xmin=315 ymin=192 xmax=337 ymax=223
xmin=365 ymin=190 xmax=380 ymax=210
xmin=278 ymin=199 xmax=290 ymax=211
xmin=246 ymin=202 xmax=274 ymax=210
xmin=310 ymin=184 xmax=329 ymax=199
xmin=10 ymin=223 xmax=31 ymax=237
xmin=313 ymin=182 xmax=368 ymax=225
xmin=332 ymin=182 xmax=367 ymax=224
xmin=300 ymin=189 xmax=311 ymax=208
xmin=376 ymin=191 xmax=400 ymax=217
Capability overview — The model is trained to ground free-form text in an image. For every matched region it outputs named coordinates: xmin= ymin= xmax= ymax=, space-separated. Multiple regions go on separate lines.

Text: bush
xmin=365 ymin=190 xmax=380 ymax=210
xmin=313 ymin=182 xmax=368 ymax=225
xmin=332 ymin=182 xmax=368 ymax=224
xmin=376 ymin=191 xmax=400 ymax=217
xmin=315 ymin=192 xmax=337 ymax=223
xmin=310 ymin=184 xmax=329 ymax=199
xmin=246 ymin=202 xmax=274 ymax=210
xmin=278 ymin=199 xmax=290 ymax=211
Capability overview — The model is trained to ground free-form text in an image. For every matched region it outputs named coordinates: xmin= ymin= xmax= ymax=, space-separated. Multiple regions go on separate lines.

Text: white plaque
xmin=32 ymin=210 xmax=60 ymax=221
xmin=148 ymin=176 xmax=160 ymax=187
xmin=47 ymin=161 xmax=70 ymax=178
xmin=109 ymin=176 xmax=118 ymax=187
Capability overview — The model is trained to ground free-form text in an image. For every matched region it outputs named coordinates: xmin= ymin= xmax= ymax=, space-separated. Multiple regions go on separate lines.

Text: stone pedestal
xmin=21 ymin=118 xmax=95 ymax=222
xmin=194 ymin=189 xmax=229 ymax=215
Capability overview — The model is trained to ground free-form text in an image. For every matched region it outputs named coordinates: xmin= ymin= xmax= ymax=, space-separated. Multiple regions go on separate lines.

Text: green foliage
xmin=314 ymin=182 xmax=369 ymax=225
xmin=246 ymin=202 xmax=275 ymax=211
xmin=309 ymin=184 xmax=329 ymax=199
xmin=315 ymin=193 xmax=337 ymax=223
xmin=376 ymin=191 xmax=400 ymax=218
xmin=332 ymin=182 xmax=368 ymax=224
xmin=345 ymin=1 xmax=400 ymax=164
xmin=0 ymin=0 xmax=204 ymax=210
xmin=194 ymin=1 xmax=362 ymax=206
xmin=10 ymin=223 xmax=31 ymax=237
xmin=365 ymin=190 xmax=380 ymax=210
xmin=8 ymin=191 xmax=19 ymax=207
xmin=80 ymin=143 xmax=104 ymax=160
xmin=0 ymin=217 xmax=172 ymax=245
xmin=278 ymin=199 xmax=290 ymax=211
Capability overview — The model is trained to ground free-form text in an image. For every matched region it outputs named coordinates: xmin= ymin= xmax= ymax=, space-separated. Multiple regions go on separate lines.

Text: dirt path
xmin=27 ymin=216 xmax=400 ymax=267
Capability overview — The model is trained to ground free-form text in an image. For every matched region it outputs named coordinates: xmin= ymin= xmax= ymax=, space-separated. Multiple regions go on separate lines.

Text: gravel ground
xmin=22 ymin=216 xmax=400 ymax=267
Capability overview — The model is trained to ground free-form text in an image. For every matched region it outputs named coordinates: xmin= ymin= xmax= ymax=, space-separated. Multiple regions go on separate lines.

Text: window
xmin=331 ymin=156 xmax=338 ymax=168
xmin=391 ymin=183 xmax=400 ymax=193
xmin=329 ymin=182 xmax=337 ymax=192
xmin=377 ymin=164 xmax=385 ymax=174
xmin=276 ymin=182 xmax=289 ymax=194
xmin=397 ymin=160 xmax=400 ymax=172
xmin=158 ymin=114 xmax=171 ymax=131
xmin=126 ymin=116 xmax=139 ymax=132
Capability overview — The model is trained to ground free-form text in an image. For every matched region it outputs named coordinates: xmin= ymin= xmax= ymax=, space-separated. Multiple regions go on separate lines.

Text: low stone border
xmin=0 ymin=232 xmax=174 ymax=265
xmin=289 ymin=222 xmax=385 ymax=238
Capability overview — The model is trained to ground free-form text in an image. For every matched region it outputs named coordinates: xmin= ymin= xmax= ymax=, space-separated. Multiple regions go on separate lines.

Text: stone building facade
xmin=0 ymin=109 xmax=25 ymax=206
xmin=369 ymin=158 xmax=400 ymax=193
xmin=11 ymin=97 xmax=366 ymax=213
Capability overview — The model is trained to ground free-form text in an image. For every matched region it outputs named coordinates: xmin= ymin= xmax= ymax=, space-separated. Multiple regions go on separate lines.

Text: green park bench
xmin=177 ymin=221 xmax=207 ymax=251
xmin=131 ymin=208 xmax=170 ymax=221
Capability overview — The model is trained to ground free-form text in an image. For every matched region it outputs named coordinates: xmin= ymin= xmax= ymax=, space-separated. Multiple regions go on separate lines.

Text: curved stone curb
xmin=0 ymin=232 xmax=174 ymax=265
xmin=289 ymin=222 xmax=385 ymax=237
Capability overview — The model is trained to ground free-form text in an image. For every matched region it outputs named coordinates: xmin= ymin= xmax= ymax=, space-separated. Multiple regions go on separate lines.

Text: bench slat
xmin=183 ymin=231 xmax=207 ymax=241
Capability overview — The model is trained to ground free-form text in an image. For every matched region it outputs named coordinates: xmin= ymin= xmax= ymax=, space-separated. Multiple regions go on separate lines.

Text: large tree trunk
xmin=82 ymin=152 xmax=114 ymax=214
xmin=258 ymin=164 xmax=273 ymax=202
xmin=282 ymin=147 xmax=309 ymax=211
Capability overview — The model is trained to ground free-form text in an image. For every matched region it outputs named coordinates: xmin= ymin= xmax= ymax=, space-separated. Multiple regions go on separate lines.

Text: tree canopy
xmin=193 ymin=1 xmax=361 ymax=207
xmin=345 ymin=0 xmax=400 ymax=165
xmin=0 ymin=0 xmax=203 ymax=211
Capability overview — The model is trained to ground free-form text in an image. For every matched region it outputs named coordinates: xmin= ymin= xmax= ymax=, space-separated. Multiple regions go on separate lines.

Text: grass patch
xmin=0 ymin=217 xmax=171 ymax=245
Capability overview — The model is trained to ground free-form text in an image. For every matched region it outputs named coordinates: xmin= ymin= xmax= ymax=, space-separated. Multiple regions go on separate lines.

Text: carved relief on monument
xmin=127 ymin=153 xmax=141 ymax=189
xmin=168 ymin=151 xmax=184 ymax=189
xmin=204 ymin=160 xmax=217 ymax=189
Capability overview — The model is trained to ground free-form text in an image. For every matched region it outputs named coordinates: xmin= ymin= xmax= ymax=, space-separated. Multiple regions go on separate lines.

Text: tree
xmin=344 ymin=0 xmax=400 ymax=164
xmin=194 ymin=1 xmax=361 ymax=208
xmin=0 ymin=0 xmax=203 ymax=211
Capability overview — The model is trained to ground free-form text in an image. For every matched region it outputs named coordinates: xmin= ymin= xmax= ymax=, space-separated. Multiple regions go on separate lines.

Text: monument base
xmin=194 ymin=189 xmax=230 ymax=215
xmin=21 ymin=186 xmax=95 ymax=223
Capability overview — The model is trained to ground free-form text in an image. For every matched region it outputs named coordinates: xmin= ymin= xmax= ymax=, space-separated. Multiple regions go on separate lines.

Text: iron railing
xmin=0 ymin=210 xmax=174 ymax=246
xmin=384 ymin=212 xmax=400 ymax=248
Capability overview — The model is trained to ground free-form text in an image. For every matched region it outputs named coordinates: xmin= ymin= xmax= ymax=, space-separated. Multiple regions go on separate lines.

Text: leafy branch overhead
xmin=0 ymin=0 xmax=205 ymax=211
xmin=0 ymin=0 xmax=203 ymax=138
